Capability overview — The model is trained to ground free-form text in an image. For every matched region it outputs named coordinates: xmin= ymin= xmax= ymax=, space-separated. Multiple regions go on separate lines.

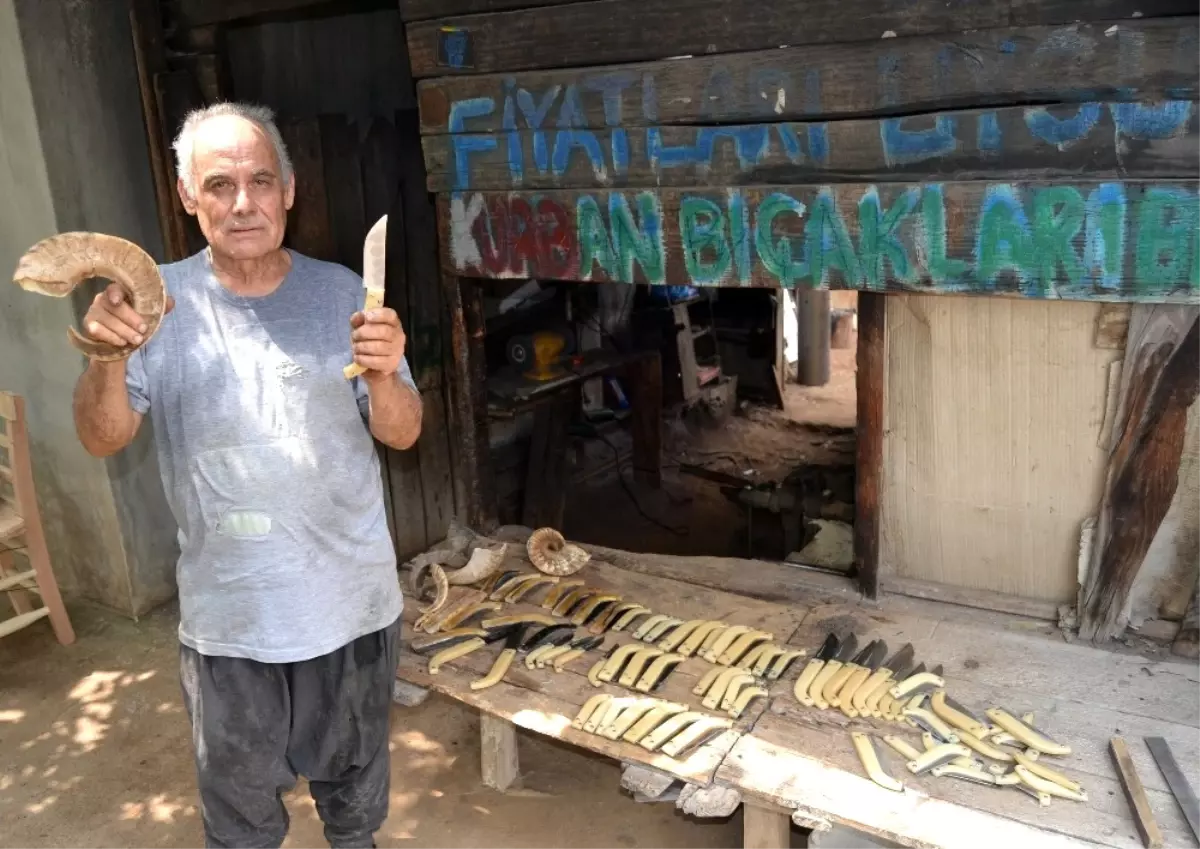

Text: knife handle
xmin=860 ymin=670 xmax=895 ymax=716
xmin=810 ymin=660 xmax=843 ymax=709
xmin=839 ymin=666 xmax=876 ymax=716
xmin=793 ymin=658 xmax=824 ymax=706
xmin=824 ymin=662 xmax=859 ymax=707
xmin=343 ymin=289 xmax=386 ymax=379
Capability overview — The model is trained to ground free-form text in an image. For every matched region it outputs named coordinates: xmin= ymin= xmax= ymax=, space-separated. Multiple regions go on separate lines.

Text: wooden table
xmin=395 ymin=530 xmax=1200 ymax=849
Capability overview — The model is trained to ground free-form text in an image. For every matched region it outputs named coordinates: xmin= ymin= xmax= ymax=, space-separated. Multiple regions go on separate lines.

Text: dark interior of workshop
xmin=476 ymin=278 xmax=859 ymax=569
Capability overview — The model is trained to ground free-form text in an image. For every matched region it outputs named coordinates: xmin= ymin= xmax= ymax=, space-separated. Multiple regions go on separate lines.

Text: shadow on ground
xmin=0 ymin=600 xmax=743 ymax=848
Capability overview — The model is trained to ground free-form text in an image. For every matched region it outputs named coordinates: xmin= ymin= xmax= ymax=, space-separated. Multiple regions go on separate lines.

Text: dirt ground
xmin=0 ymin=601 xmax=743 ymax=848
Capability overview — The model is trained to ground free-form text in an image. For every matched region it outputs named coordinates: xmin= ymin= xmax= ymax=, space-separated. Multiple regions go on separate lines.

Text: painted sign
xmin=437 ymin=102 xmax=1197 ymax=191
xmin=444 ymin=183 xmax=1200 ymax=302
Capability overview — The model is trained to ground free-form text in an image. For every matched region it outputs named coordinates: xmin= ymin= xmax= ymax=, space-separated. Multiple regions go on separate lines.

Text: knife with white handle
xmin=343 ymin=214 xmax=387 ymax=380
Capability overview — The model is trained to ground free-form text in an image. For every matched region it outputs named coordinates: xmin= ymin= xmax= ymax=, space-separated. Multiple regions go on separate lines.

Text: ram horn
xmin=13 ymin=232 xmax=168 ymax=361
xmin=444 ymin=543 xmax=508 ymax=586
xmin=527 ymin=527 xmax=590 ymax=576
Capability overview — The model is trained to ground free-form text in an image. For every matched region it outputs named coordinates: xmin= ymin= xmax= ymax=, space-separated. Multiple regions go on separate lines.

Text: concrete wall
xmin=0 ymin=0 xmax=177 ymax=616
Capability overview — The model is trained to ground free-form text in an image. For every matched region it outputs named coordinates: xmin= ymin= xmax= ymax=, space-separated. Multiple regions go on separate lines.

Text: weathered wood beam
xmin=172 ymin=0 xmax=340 ymax=28
xmin=437 ymin=182 xmax=1200 ymax=303
xmin=416 ymin=18 xmax=1199 ymax=130
xmin=399 ymin=0 xmax=576 ymax=22
xmin=404 ymin=0 xmax=1195 ymax=78
xmin=1079 ymin=305 xmax=1200 ymax=641
xmin=854 ymin=294 xmax=886 ymax=600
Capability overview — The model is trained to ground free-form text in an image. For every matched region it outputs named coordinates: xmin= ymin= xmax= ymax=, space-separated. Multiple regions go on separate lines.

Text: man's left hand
xmin=350 ymin=308 xmax=405 ymax=381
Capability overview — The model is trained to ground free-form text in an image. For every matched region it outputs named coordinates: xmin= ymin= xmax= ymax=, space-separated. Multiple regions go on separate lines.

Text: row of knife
xmin=794 ymin=632 xmax=1088 ymax=805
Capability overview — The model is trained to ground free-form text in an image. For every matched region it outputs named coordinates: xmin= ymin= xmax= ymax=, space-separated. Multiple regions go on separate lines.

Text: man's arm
xmin=363 ymin=371 xmax=422 ymax=449
xmin=73 ymin=360 xmax=143 ymax=457
xmin=350 ymin=306 xmax=422 ymax=450
xmin=72 ymin=282 xmax=162 ymax=457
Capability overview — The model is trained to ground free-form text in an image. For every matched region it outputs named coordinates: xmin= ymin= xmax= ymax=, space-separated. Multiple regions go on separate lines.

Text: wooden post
xmin=445 ymin=275 xmax=496 ymax=531
xmin=854 ymin=293 xmax=886 ymax=600
xmin=795 ymin=289 xmax=830 ymax=386
xmin=1079 ymin=306 xmax=1200 ymax=642
xmin=480 ymin=713 xmax=519 ymax=791
xmin=743 ymin=801 xmax=792 ymax=849
xmin=626 ymin=351 xmax=663 ymax=488
xmin=1173 ymin=590 xmax=1199 ymax=659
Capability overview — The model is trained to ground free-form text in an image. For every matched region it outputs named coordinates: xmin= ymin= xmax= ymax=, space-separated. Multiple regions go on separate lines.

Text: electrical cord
xmin=576 ymin=424 xmax=688 ymax=537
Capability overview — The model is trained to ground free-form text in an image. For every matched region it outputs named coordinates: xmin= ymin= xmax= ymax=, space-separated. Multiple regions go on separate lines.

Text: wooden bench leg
xmin=744 ymin=801 xmax=791 ymax=849
xmin=480 ymin=713 xmax=519 ymax=791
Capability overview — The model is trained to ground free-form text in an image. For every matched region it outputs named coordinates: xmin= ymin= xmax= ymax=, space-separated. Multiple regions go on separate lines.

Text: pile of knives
xmin=796 ymin=633 xmax=1087 ymax=807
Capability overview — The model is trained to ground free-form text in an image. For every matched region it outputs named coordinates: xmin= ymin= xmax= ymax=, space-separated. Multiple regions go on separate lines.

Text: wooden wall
xmin=399 ymin=0 xmax=1200 ymax=626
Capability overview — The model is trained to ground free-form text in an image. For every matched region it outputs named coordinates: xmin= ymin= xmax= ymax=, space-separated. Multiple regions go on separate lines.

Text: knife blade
xmin=344 ymin=214 xmax=388 ymax=380
xmin=809 ymin=633 xmax=860 ymax=709
xmin=825 ymin=639 xmax=880 ymax=707
xmin=852 ymin=642 xmax=914 ymax=717
xmin=831 ymin=639 xmax=886 ymax=708
xmin=793 ymin=633 xmax=840 ymax=707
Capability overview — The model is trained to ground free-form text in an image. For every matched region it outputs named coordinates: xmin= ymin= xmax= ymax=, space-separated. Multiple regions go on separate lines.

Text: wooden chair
xmin=0 ymin=391 xmax=74 ymax=644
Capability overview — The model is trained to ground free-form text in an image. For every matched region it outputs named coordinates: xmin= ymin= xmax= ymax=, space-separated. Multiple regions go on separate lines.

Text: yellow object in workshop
xmin=524 ymin=331 xmax=567 ymax=381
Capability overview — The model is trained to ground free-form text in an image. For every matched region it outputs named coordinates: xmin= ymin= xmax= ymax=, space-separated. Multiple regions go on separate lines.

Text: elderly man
xmin=72 ymin=102 xmax=420 ymax=848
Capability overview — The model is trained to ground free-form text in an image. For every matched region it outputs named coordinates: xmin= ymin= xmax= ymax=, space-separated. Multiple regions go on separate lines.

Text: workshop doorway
xmin=474 ymin=277 xmax=859 ymax=572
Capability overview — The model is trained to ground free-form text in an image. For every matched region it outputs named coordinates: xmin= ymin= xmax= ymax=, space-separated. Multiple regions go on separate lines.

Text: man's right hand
xmin=83 ymin=282 xmax=173 ymax=349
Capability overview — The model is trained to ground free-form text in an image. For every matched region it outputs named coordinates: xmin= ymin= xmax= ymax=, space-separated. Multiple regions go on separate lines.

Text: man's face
xmin=178 ymin=114 xmax=295 ymax=262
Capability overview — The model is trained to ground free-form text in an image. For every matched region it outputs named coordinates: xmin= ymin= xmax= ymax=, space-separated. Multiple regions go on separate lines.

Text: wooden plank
xmin=854 ymin=293 xmax=884 ymax=599
xmin=438 ymin=181 xmax=1200 ymax=303
xmin=280 ymin=118 xmax=336 ymax=261
xmin=320 ymin=114 xmax=368 ymax=274
xmin=880 ymin=576 xmax=1061 ymax=622
xmin=399 ymin=0 xmax=576 ymax=21
xmin=726 ymin=712 xmax=1191 ymax=849
xmin=718 ymin=730 xmax=1100 ymax=849
xmin=421 ymin=103 xmax=1200 ymax=192
xmin=480 ymin=713 xmax=519 ymax=790
xmin=520 ymin=390 xmax=575 ymax=528
xmin=173 ymin=0 xmax=333 ymax=27
xmin=415 ymin=18 xmax=1199 ymax=129
xmin=743 ymin=802 xmax=792 ymax=849
xmin=1173 ymin=590 xmax=1199 ymax=658
xmin=1111 ymin=737 xmax=1165 ymax=848
xmin=1079 ymin=307 xmax=1200 ymax=640
xmin=404 ymin=0 xmax=1196 ymax=78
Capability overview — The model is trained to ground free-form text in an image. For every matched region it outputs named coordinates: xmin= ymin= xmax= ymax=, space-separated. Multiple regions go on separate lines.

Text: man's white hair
xmin=172 ymin=101 xmax=293 ymax=197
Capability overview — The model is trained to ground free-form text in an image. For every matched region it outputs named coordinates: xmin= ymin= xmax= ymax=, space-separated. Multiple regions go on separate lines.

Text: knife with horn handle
xmin=985 ymin=708 xmax=1071 ymax=756
xmin=344 ymin=214 xmax=387 ymax=379
xmin=844 ymin=641 xmax=900 ymax=717
xmin=824 ymin=639 xmax=878 ymax=708
xmin=852 ymin=732 xmax=903 ymax=792
xmin=890 ymin=669 xmax=946 ymax=701
xmin=930 ymin=689 xmax=989 ymax=739
xmin=878 ymin=662 xmax=922 ymax=720
xmin=809 ymin=633 xmax=860 ymax=709
xmin=766 ymin=649 xmax=806 ymax=680
xmin=853 ymin=643 xmax=913 ymax=718
xmin=793 ymin=633 xmax=839 ymax=707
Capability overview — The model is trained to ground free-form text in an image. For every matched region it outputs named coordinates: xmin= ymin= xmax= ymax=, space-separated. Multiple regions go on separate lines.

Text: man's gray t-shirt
xmin=126 ymin=248 xmax=409 ymax=663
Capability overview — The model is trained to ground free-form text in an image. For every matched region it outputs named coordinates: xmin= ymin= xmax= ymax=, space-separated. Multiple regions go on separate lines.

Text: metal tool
xmin=825 ymin=639 xmax=882 ymax=708
xmin=859 ymin=645 xmax=915 ymax=717
xmin=1145 ymin=736 xmax=1200 ymax=843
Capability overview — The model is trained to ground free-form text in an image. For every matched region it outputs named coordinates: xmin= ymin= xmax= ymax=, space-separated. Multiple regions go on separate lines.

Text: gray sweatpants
xmin=179 ymin=617 xmax=401 ymax=849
